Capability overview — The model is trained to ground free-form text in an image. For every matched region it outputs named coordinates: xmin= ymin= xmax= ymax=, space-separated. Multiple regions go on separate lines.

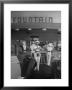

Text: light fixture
xmin=28 ymin=28 xmax=32 ymax=31
xmin=42 ymin=28 xmax=47 ymax=31
xmin=16 ymin=28 xmax=20 ymax=31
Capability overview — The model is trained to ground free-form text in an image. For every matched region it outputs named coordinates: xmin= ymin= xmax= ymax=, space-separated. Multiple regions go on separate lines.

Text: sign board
xmin=11 ymin=16 xmax=53 ymax=24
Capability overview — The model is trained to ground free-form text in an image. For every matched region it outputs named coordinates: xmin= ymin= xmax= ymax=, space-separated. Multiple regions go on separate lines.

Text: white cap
xmin=48 ymin=43 xmax=54 ymax=47
xmin=35 ymin=40 xmax=40 ymax=43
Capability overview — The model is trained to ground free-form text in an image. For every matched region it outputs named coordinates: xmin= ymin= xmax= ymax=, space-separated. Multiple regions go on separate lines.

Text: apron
xmin=34 ymin=46 xmax=41 ymax=71
xmin=30 ymin=44 xmax=36 ymax=58
xmin=46 ymin=45 xmax=53 ymax=66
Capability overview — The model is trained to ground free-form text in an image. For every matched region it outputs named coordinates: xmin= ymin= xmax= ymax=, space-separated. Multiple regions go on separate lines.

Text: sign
xmin=11 ymin=16 xmax=53 ymax=24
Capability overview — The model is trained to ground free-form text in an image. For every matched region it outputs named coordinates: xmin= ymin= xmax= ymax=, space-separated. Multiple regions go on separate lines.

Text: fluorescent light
xmin=28 ymin=28 xmax=32 ymax=30
xmin=42 ymin=28 xmax=47 ymax=31
xmin=16 ymin=28 xmax=19 ymax=31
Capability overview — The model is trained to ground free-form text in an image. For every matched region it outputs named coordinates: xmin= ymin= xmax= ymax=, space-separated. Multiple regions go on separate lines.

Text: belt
xmin=47 ymin=51 xmax=51 ymax=52
xmin=35 ymin=51 xmax=40 ymax=52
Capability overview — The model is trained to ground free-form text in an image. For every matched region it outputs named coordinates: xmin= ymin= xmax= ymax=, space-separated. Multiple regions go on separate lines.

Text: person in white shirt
xmin=30 ymin=41 xmax=37 ymax=58
xmin=23 ymin=41 xmax=26 ymax=52
xmin=57 ymin=40 xmax=61 ymax=51
xmin=46 ymin=42 xmax=54 ymax=66
xmin=34 ymin=41 xmax=41 ymax=71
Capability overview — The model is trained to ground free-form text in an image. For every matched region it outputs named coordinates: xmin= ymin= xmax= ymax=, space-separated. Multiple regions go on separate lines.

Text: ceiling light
xmin=42 ymin=28 xmax=47 ymax=31
xmin=28 ymin=28 xmax=32 ymax=31
xmin=16 ymin=28 xmax=19 ymax=31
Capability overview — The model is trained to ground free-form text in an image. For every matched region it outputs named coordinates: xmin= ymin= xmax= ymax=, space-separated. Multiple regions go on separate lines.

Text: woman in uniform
xmin=22 ymin=41 xmax=26 ymax=52
xmin=30 ymin=41 xmax=37 ymax=58
xmin=46 ymin=42 xmax=54 ymax=66
xmin=34 ymin=41 xmax=41 ymax=71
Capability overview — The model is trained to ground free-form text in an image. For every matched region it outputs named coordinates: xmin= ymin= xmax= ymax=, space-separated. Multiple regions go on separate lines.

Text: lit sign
xmin=12 ymin=17 xmax=53 ymax=23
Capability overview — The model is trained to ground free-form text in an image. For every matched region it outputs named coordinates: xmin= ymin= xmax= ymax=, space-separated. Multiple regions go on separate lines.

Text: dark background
xmin=0 ymin=0 xmax=70 ymax=89
xmin=11 ymin=29 xmax=60 ymax=41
